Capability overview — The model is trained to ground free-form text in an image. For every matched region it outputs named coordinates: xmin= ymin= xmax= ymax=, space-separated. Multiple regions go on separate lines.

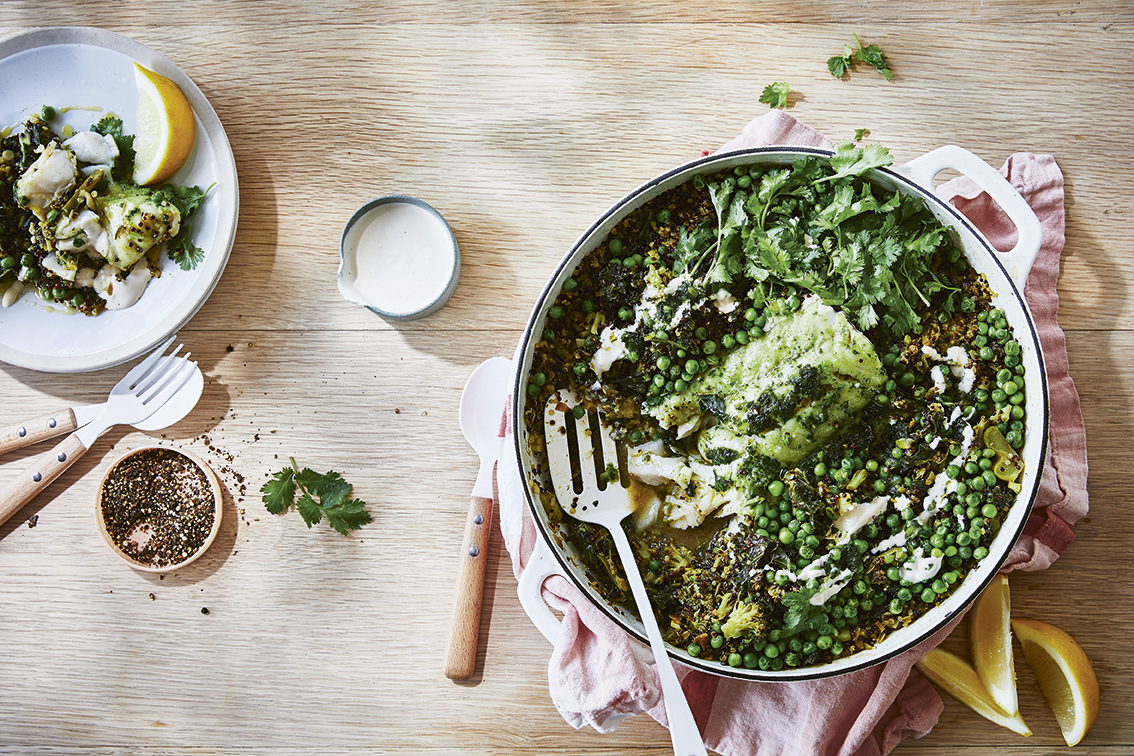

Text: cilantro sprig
xmin=758 ymin=81 xmax=791 ymax=110
xmin=828 ymin=34 xmax=894 ymax=81
xmin=261 ymin=458 xmax=372 ymax=535
xmin=669 ymin=140 xmax=957 ymax=336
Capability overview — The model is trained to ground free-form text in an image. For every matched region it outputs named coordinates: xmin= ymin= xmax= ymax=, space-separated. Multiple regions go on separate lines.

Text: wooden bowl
xmin=95 ymin=446 xmax=222 ymax=572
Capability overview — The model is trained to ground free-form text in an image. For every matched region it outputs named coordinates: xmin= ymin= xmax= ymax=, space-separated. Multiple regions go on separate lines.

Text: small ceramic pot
xmin=96 ymin=446 xmax=223 ymax=572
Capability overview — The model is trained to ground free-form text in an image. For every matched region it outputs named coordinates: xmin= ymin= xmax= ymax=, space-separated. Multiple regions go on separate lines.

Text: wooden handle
xmin=0 ymin=434 xmax=89 ymax=529
xmin=0 ymin=409 xmax=78 ymax=456
xmin=444 ymin=495 xmax=494 ymax=680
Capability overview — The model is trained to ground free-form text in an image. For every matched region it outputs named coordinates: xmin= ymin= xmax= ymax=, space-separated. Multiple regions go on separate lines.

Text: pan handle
xmin=516 ymin=540 xmax=566 ymax=644
xmin=897 ymin=145 xmax=1043 ymax=290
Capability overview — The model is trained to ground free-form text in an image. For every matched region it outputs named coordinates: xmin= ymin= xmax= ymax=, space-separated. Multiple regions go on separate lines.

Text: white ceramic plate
xmin=0 ymin=27 xmax=238 ymax=373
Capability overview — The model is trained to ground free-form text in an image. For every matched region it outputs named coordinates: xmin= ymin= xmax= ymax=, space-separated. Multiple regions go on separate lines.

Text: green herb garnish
xmin=91 ymin=114 xmax=137 ymax=182
xmin=759 ymin=81 xmax=791 ymax=109
xmin=262 ymin=458 xmax=372 ymax=535
xmin=156 ymin=183 xmax=210 ymax=270
xmin=828 ymin=34 xmax=894 ymax=81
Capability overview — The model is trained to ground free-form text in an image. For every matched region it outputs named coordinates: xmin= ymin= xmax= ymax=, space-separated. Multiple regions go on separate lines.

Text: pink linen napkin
xmin=492 ymin=110 xmax=1088 ymax=755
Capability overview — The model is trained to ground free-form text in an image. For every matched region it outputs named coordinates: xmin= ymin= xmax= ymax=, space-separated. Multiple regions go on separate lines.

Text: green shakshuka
xmin=524 ymin=143 xmax=1028 ymax=671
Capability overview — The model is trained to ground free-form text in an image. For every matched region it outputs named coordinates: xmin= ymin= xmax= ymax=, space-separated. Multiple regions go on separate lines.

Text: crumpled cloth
xmin=493 ymin=110 xmax=1088 ymax=756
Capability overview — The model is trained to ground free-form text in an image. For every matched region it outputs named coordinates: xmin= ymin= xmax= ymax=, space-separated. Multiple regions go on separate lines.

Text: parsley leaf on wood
xmin=261 ymin=458 xmax=372 ymax=535
xmin=827 ymin=45 xmax=855 ymax=78
xmin=758 ymin=82 xmax=791 ymax=109
xmin=828 ymin=34 xmax=894 ymax=81
xmin=854 ymin=34 xmax=895 ymax=81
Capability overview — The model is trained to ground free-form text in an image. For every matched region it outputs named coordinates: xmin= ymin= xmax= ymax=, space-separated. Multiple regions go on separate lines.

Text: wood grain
xmin=1 ymin=4 xmax=1131 ymax=755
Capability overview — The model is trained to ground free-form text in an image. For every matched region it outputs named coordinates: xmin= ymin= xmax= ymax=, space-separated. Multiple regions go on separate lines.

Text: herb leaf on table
xmin=262 ymin=458 xmax=372 ymax=534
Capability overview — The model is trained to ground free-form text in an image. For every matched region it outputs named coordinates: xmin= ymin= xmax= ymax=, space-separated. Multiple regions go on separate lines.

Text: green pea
xmin=721 ymin=334 xmax=735 ymax=349
xmin=608 ymin=239 xmax=623 ymax=254
xmin=70 ymin=293 xmax=84 ymax=308
xmin=41 ymin=105 xmax=56 ymax=120
xmin=764 ymin=643 xmax=780 ymax=658
xmin=735 ymin=330 xmax=750 ymax=345
xmin=777 ymin=527 xmax=795 ymax=545
xmin=571 ymin=405 xmax=586 ymax=419
xmin=562 ymin=277 xmax=578 ymax=292
xmin=0 ymin=256 xmax=16 ymax=270
xmin=920 ymin=588 xmax=936 ymax=603
xmin=674 ymin=379 xmax=688 ymax=392
xmin=548 ymin=305 xmax=563 ymax=319
xmin=702 ymin=340 xmax=717 ymax=355
xmin=581 ymin=299 xmax=594 ymax=313
xmin=618 ymin=306 xmax=633 ymax=321
xmin=728 ymin=652 xmax=743 ymax=667
xmin=768 ymin=480 xmax=785 ymax=497
xmin=743 ymin=652 xmax=760 ymax=669
xmin=20 ymin=254 xmax=36 ymax=267
xmin=573 ymin=362 xmax=588 ymax=376
xmin=526 ymin=383 xmax=540 ymax=396
xmin=687 ymin=643 xmax=701 ymax=657
xmin=711 ymin=634 xmax=725 ymax=649
xmin=656 ymin=209 xmax=671 ymax=223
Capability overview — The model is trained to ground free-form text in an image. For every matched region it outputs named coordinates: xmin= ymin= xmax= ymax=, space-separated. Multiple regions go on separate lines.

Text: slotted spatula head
xmin=543 ymin=389 xmax=632 ymax=528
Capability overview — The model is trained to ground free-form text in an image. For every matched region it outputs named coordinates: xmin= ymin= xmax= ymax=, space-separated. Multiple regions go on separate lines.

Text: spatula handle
xmin=0 ymin=434 xmax=89 ymax=529
xmin=0 ymin=409 xmax=78 ymax=456
xmin=444 ymin=494 xmax=494 ymax=680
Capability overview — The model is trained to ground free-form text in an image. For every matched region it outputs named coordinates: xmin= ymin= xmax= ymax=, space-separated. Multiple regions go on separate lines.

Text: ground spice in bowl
xmin=96 ymin=447 xmax=222 ymax=572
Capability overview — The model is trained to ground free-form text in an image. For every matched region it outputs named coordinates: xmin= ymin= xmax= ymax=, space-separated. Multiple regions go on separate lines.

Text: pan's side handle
xmin=896 ymin=145 xmax=1043 ymax=290
xmin=516 ymin=540 xmax=566 ymax=644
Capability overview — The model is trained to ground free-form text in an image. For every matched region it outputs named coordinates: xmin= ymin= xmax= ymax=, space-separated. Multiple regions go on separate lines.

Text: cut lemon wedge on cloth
xmin=916 ymin=647 xmax=1033 ymax=736
xmin=1011 ymin=617 xmax=1100 ymax=747
xmin=132 ymin=63 xmax=196 ymax=186
xmin=970 ymin=574 xmax=1020 ymax=716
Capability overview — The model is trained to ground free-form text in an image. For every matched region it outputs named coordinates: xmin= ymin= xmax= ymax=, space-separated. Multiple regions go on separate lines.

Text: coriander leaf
xmin=261 ymin=457 xmax=372 ymax=534
xmin=818 ymin=140 xmax=893 ymax=184
xmin=261 ymin=469 xmax=296 ymax=515
xmin=780 ymin=585 xmax=826 ymax=637
xmin=853 ymin=128 xmax=870 ymax=141
xmin=296 ymin=494 xmax=324 ymax=528
xmin=827 ymin=55 xmax=850 ymax=78
xmin=325 ymin=499 xmax=372 ymax=536
xmin=312 ymin=474 xmax=352 ymax=509
xmin=92 ymin=114 xmax=136 ymax=181
xmin=157 ymin=184 xmax=210 ymax=271
xmin=853 ymin=34 xmax=894 ymax=80
xmin=674 ymin=223 xmax=714 ymax=274
xmin=758 ymin=81 xmax=791 ymax=109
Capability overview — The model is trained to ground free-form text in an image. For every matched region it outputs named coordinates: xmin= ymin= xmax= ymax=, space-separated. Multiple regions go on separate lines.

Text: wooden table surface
xmin=1 ymin=3 xmax=1130 ymax=754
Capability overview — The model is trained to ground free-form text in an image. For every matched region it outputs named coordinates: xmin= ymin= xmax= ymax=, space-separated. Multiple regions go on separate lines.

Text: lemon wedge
xmin=916 ymin=647 xmax=1032 ymax=736
xmin=1011 ymin=617 xmax=1099 ymax=746
xmin=970 ymin=574 xmax=1019 ymax=716
xmin=132 ymin=63 xmax=196 ymax=186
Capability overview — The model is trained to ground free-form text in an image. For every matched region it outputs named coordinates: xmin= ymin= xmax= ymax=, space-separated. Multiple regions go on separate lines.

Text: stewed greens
xmin=525 ymin=143 xmax=1028 ymax=671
